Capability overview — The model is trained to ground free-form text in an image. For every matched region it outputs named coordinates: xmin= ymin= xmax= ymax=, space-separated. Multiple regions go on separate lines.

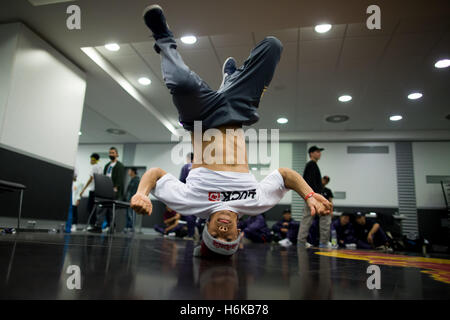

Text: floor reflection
xmin=0 ymin=232 xmax=448 ymax=299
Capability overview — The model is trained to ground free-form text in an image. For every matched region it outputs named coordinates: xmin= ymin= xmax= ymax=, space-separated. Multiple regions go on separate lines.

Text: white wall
xmin=307 ymin=142 xmax=399 ymax=207
xmin=75 ymin=144 xmax=124 ymax=192
xmin=0 ymin=24 xmax=19 ymax=131
xmin=0 ymin=23 xmax=86 ymax=168
xmin=413 ymin=141 xmax=450 ymax=209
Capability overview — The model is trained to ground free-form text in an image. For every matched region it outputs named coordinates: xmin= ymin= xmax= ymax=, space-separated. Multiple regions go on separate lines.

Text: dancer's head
xmin=194 ymin=210 xmax=242 ymax=258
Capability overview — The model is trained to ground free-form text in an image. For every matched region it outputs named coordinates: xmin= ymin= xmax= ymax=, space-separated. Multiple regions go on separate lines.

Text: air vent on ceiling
xmin=325 ymin=115 xmax=349 ymax=123
xmin=106 ymin=128 xmax=127 ymax=135
xmin=28 ymin=0 xmax=76 ymax=6
xmin=347 ymin=146 xmax=389 ymax=154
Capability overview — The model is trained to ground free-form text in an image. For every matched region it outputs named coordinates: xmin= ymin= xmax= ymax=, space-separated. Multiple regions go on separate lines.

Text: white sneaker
xmin=278 ymin=238 xmax=293 ymax=247
xmin=71 ymin=224 xmax=77 ymax=232
xmin=305 ymin=242 xmax=313 ymax=248
xmin=102 ymin=227 xmax=110 ymax=233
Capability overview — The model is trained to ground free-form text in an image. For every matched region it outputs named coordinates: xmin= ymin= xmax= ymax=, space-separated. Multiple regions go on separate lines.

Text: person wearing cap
xmin=272 ymin=209 xmax=300 ymax=245
xmin=330 ymin=213 xmax=357 ymax=248
xmin=238 ymin=214 xmax=272 ymax=243
xmin=80 ymin=153 xmax=103 ymax=228
xmin=298 ymin=146 xmax=332 ymax=248
xmin=354 ymin=213 xmax=392 ymax=250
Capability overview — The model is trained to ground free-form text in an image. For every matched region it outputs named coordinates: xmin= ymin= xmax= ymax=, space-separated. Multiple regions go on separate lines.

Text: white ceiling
xmin=1 ymin=0 xmax=450 ymax=143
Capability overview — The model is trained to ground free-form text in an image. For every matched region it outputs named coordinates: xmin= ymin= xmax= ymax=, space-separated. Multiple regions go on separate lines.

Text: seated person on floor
xmin=354 ymin=212 xmax=392 ymax=250
xmin=154 ymin=206 xmax=187 ymax=237
xmin=330 ymin=213 xmax=357 ymax=248
xmin=131 ymin=4 xmax=332 ymax=259
xmin=272 ymin=209 xmax=300 ymax=244
xmin=238 ymin=214 xmax=272 ymax=243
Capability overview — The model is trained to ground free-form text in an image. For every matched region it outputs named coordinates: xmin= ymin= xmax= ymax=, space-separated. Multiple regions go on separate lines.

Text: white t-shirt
xmin=72 ymin=181 xmax=83 ymax=205
xmin=90 ymin=163 xmax=103 ymax=191
xmin=106 ymin=162 xmax=116 ymax=178
xmin=151 ymin=167 xmax=288 ymax=219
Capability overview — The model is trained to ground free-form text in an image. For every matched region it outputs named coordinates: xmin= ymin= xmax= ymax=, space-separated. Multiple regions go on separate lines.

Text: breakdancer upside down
xmin=131 ymin=4 xmax=333 ymax=258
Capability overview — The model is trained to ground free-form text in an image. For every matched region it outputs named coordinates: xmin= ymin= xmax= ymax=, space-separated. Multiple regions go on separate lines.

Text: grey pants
xmin=298 ymin=205 xmax=332 ymax=245
xmin=155 ymin=36 xmax=283 ymax=131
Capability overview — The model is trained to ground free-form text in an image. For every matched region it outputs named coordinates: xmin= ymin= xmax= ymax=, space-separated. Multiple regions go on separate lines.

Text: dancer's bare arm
xmin=130 ymin=167 xmax=166 ymax=215
xmin=278 ymin=168 xmax=333 ymax=216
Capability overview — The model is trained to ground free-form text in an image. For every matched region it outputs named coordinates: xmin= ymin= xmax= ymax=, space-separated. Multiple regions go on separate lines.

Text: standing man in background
xmin=298 ymin=146 xmax=331 ymax=248
xmin=69 ymin=167 xmax=83 ymax=232
xmin=80 ymin=153 xmax=103 ymax=229
xmin=124 ymin=167 xmax=140 ymax=233
xmin=179 ymin=152 xmax=197 ymax=239
xmin=321 ymin=176 xmax=333 ymax=204
xmin=307 ymin=175 xmax=334 ymax=246
xmin=179 ymin=152 xmax=193 ymax=183
xmin=90 ymin=147 xmax=125 ymax=233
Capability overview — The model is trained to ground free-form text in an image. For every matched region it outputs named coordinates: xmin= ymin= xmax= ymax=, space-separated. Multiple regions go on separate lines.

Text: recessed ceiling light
xmin=78 ymin=131 xmax=82 ymax=136
xmin=338 ymin=95 xmax=352 ymax=102
xmin=434 ymin=59 xmax=450 ymax=69
xmin=408 ymin=92 xmax=423 ymax=100
xmin=326 ymin=115 xmax=349 ymax=123
xmin=389 ymin=115 xmax=403 ymax=121
xmin=105 ymin=43 xmax=120 ymax=51
xmin=314 ymin=24 xmax=332 ymax=33
xmin=277 ymin=117 xmax=288 ymax=124
xmin=181 ymin=35 xmax=197 ymax=44
xmin=138 ymin=77 xmax=151 ymax=85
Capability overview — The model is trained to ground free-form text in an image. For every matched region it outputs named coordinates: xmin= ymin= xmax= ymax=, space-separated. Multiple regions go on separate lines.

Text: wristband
xmin=304 ymin=192 xmax=315 ymax=201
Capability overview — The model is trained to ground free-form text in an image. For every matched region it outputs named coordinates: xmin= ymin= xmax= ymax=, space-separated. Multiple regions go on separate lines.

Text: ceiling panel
xmin=210 ymin=33 xmax=254 ymax=47
xmin=346 ymin=21 xmax=398 ymax=38
xmin=253 ymin=28 xmax=299 ymax=44
xmin=299 ymin=38 xmax=342 ymax=64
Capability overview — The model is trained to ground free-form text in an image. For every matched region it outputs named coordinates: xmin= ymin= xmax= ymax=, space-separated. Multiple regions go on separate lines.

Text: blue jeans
xmin=156 ymin=36 xmax=283 ymax=131
xmin=125 ymin=208 xmax=135 ymax=229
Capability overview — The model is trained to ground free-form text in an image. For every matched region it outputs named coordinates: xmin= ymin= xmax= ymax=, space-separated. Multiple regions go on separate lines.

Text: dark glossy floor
xmin=0 ymin=232 xmax=449 ymax=299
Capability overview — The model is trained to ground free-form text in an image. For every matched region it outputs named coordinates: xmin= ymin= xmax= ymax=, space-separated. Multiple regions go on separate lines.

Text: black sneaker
xmin=142 ymin=4 xmax=173 ymax=40
xmin=219 ymin=57 xmax=237 ymax=88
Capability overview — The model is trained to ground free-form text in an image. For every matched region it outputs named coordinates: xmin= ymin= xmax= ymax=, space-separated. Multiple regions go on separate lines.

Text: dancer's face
xmin=208 ymin=210 xmax=240 ymax=242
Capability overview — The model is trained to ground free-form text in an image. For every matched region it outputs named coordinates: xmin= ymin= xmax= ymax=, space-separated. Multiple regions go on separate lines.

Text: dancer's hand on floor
xmin=131 ymin=192 xmax=153 ymax=215
xmin=306 ymin=193 xmax=333 ymax=216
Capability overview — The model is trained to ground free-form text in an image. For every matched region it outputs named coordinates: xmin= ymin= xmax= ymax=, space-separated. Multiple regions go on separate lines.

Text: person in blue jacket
xmin=330 ymin=213 xmax=357 ymax=248
xmin=272 ymin=209 xmax=300 ymax=244
xmin=354 ymin=212 xmax=391 ymax=250
xmin=238 ymin=214 xmax=272 ymax=243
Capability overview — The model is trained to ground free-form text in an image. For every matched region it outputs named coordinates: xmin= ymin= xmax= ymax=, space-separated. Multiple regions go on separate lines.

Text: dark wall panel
xmin=417 ymin=209 xmax=449 ymax=245
xmin=0 ymin=147 xmax=73 ymax=221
